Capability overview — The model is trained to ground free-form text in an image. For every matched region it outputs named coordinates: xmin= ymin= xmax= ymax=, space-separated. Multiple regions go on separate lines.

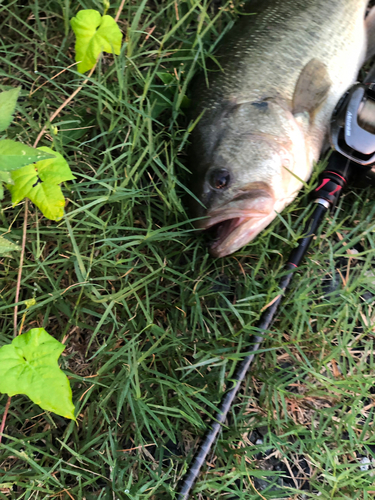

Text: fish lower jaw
xmin=208 ymin=212 xmax=276 ymax=258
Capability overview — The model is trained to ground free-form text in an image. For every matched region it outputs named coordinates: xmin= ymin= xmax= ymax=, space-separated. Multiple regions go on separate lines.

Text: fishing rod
xmin=177 ymin=69 xmax=375 ymax=499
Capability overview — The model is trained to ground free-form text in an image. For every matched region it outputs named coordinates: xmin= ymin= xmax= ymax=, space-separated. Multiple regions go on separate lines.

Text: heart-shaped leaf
xmin=0 ymin=328 xmax=75 ymax=420
xmin=70 ymin=10 xmax=122 ymax=73
xmin=7 ymin=147 xmax=76 ymax=220
xmin=0 ymin=87 xmax=21 ymax=132
xmin=0 ymin=140 xmax=56 ymax=172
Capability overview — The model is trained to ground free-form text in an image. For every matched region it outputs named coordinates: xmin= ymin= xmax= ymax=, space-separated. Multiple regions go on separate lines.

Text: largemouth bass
xmin=188 ymin=0 xmax=375 ymax=257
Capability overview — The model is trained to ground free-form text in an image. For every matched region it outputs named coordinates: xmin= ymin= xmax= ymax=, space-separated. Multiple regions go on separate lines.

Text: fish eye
xmin=210 ymin=169 xmax=230 ymax=190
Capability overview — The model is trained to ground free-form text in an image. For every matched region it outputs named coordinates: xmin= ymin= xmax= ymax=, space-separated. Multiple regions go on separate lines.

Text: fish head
xmin=189 ymin=99 xmax=312 ymax=257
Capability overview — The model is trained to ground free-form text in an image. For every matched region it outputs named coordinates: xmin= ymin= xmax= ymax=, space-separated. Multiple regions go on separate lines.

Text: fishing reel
xmin=313 ymin=79 xmax=375 ymax=208
xmin=330 ymin=82 xmax=375 ymax=166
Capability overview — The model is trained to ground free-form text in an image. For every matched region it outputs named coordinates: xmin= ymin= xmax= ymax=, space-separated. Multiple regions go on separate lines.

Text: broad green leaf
xmin=0 ymin=236 xmax=20 ymax=256
xmin=7 ymin=147 xmax=76 ymax=221
xmin=0 ymin=139 xmax=56 ymax=172
xmin=70 ymin=10 xmax=122 ymax=73
xmin=0 ymin=328 xmax=75 ymax=420
xmin=0 ymin=87 xmax=21 ymax=132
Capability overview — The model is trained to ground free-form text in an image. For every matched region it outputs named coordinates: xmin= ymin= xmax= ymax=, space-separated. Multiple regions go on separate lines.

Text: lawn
xmin=1 ymin=0 xmax=375 ymax=499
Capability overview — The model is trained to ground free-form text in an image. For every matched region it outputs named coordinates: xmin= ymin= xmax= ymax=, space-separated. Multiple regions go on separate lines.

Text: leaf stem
xmin=13 ymin=200 xmax=28 ymax=337
xmin=1 ymin=200 xmax=29 ymax=444
xmin=0 ymin=396 xmax=11 ymax=444
xmin=115 ymin=0 xmax=126 ymax=22
xmin=33 ymin=65 xmax=96 ymax=148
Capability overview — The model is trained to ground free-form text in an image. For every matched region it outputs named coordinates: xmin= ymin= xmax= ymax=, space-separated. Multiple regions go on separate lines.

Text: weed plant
xmin=1 ymin=0 xmax=375 ymax=499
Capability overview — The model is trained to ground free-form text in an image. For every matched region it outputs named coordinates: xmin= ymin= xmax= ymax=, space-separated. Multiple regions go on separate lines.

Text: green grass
xmin=1 ymin=0 xmax=375 ymax=499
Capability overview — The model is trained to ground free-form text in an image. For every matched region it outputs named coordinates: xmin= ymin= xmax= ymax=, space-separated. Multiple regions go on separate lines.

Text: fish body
xmin=188 ymin=0 xmax=371 ymax=257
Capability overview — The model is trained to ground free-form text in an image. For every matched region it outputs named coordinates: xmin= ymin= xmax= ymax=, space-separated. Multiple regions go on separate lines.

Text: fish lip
xmin=199 ymin=187 xmax=275 ymax=256
xmin=200 ymin=193 xmax=274 ymax=230
xmin=208 ymin=214 xmax=274 ymax=258
xmin=203 ymin=210 xmax=274 ymax=258
xmin=201 ymin=209 xmax=270 ymax=230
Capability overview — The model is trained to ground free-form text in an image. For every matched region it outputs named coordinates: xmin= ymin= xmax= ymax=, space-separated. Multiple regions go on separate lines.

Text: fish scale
xmin=201 ymin=0 xmax=365 ymax=104
xmin=188 ymin=0 xmax=372 ymax=257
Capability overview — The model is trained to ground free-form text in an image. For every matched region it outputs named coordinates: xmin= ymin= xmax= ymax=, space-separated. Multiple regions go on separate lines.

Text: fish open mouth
xmin=208 ymin=217 xmax=246 ymax=250
xmin=200 ymin=186 xmax=277 ymax=257
xmin=203 ymin=209 xmax=276 ymax=257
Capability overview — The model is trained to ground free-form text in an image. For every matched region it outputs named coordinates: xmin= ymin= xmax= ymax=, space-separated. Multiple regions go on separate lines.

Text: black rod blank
xmin=177 ymin=202 xmax=329 ymax=499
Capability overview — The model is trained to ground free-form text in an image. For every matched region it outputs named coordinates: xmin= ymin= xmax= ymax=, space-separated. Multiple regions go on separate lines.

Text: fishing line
xmin=177 ymin=64 xmax=375 ymax=499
